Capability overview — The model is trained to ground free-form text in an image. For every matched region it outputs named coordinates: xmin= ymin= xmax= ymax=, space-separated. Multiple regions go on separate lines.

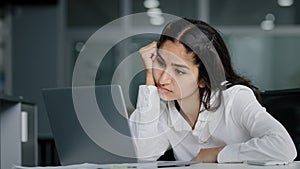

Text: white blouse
xmin=129 ymin=85 xmax=297 ymax=163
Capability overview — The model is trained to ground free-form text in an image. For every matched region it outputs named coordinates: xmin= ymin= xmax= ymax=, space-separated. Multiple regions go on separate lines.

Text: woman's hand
xmin=192 ymin=146 xmax=224 ymax=163
xmin=139 ymin=41 xmax=158 ymax=86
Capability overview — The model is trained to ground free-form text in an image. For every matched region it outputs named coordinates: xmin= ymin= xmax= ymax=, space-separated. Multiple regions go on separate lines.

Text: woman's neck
xmin=176 ymin=89 xmax=201 ymax=129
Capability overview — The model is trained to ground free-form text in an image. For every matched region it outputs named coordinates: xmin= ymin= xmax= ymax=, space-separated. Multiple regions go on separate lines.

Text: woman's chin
xmin=158 ymin=93 xmax=175 ymax=101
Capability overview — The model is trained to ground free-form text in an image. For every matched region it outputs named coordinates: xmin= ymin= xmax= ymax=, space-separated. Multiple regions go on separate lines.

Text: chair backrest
xmin=260 ymin=88 xmax=300 ymax=160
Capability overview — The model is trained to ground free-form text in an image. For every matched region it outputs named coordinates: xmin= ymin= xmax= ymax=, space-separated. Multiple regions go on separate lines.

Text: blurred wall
xmin=11 ymin=5 xmax=62 ymax=137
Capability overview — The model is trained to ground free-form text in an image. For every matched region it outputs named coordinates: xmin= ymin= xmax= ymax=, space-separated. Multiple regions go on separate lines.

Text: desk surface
xmin=14 ymin=161 xmax=300 ymax=169
xmin=168 ymin=161 xmax=300 ymax=169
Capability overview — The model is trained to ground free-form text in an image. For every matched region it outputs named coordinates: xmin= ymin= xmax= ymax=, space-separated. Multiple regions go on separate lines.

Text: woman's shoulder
xmin=220 ymin=85 xmax=261 ymax=125
xmin=222 ymin=84 xmax=258 ymax=109
xmin=223 ymin=84 xmax=254 ymax=97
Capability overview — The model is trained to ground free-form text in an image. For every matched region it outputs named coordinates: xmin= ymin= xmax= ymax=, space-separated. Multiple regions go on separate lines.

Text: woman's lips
xmin=157 ymin=85 xmax=172 ymax=94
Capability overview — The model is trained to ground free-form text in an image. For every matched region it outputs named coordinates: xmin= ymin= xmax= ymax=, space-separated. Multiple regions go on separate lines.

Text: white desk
xmin=13 ymin=161 xmax=300 ymax=169
xmin=168 ymin=161 xmax=300 ymax=169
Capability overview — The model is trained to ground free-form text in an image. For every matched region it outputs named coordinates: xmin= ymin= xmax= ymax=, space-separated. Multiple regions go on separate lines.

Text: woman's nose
xmin=159 ymin=70 xmax=172 ymax=85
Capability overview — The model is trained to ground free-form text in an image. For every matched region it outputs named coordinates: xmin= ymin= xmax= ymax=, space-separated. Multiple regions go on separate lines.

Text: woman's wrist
xmin=192 ymin=146 xmax=224 ymax=163
xmin=145 ymin=70 xmax=155 ymax=86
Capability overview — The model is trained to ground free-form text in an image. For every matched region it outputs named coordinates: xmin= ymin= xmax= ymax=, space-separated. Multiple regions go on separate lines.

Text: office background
xmin=0 ymin=0 xmax=299 ymax=166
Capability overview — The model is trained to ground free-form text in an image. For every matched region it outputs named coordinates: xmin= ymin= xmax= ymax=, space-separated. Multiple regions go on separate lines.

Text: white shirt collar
xmin=167 ymin=101 xmax=192 ymax=131
xmin=165 ymin=90 xmax=224 ymax=139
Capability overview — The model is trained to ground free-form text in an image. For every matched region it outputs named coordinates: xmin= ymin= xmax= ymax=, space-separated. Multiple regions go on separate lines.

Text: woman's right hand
xmin=139 ymin=41 xmax=158 ymax=86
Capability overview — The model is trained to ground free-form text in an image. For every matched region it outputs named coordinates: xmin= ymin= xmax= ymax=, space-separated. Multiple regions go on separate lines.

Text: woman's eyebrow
xmin=157 ymin=51 xmax=190 ymax=69
xmin=171 ymin=63 xmax=190 ymax=69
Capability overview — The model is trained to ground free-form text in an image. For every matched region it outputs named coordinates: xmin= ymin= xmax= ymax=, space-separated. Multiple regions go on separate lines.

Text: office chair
xmin=260 ymin=88 xmax=300 ymax=161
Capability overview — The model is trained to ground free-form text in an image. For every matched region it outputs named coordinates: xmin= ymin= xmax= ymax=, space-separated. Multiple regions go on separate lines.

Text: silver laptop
xmin=42 ymin=85 xmax=138 ymax=165
xmin=42 ymin=85 xmax=200 ymax=167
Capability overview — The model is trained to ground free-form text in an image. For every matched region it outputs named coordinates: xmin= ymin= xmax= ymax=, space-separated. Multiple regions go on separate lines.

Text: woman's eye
xmin=175 ymin=69 xmax=186 ymax=75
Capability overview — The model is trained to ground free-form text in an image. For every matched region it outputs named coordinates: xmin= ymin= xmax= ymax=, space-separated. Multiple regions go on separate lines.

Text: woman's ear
xmin=198 ymin=80 xmax=206 ymax=88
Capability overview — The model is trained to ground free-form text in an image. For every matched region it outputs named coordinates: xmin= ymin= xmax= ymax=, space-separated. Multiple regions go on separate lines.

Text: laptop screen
xmin=42 ymin=85 xmax=138 ymax=165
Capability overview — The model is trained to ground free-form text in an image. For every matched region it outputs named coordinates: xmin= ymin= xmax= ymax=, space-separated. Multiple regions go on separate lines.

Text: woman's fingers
xmin=139 ymin=41 xmax=158 ymax=86
xmin=139 ymin=41 xmax=158 ymax=70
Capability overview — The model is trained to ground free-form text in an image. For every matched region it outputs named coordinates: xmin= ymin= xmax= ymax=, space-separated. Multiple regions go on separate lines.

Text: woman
xmin=129 ymin=18 xmax=297 ymax=163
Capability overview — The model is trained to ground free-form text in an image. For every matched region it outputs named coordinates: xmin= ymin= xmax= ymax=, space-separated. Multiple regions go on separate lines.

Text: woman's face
xmin=153 ymin=40 xmax=203 ymax=101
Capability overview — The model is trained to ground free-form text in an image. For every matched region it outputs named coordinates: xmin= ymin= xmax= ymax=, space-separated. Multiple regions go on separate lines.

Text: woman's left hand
xmin=192 ymin=146 xmax=224 ymax=163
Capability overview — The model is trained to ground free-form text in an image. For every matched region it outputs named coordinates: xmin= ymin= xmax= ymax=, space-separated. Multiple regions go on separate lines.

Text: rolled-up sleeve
xmin=217 ymin=87 xmax=297 ymax=163
xmin=129 ymin=85 xmax=169 ymax=161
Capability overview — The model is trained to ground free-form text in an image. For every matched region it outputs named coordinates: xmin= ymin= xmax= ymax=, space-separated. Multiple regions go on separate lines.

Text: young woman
xmin=129 ymin=18 xmax=297 ymax=163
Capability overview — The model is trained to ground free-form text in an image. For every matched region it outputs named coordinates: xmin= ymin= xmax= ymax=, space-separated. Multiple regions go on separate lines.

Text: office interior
xmin=0 ymin=0 xmax=300 ymax=167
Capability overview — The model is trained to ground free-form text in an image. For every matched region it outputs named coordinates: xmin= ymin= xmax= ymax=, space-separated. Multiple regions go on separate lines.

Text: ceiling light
xmin=147 ymin=8 xmax=162 ymax=17
xmin=265 ymin=13 xmax=275 ymax=21
xmin=150 ymin=15 xmax=165 ymax=26
xmin=261 ymin=13 xmax=276 ymax=31
xmin=261 ymin=20 xmax=275 ymax=30
xmin=277 ymin=0 xmax=293 ymax=7
xmin=143 ymin=0 xmax=160 ymax=9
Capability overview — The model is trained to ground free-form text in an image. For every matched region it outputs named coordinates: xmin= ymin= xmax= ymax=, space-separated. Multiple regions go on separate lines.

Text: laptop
xmin=42 ymin=85 xmax=138 ymax=165
xmin=42 ymin=85 xmax=200 ymax=167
